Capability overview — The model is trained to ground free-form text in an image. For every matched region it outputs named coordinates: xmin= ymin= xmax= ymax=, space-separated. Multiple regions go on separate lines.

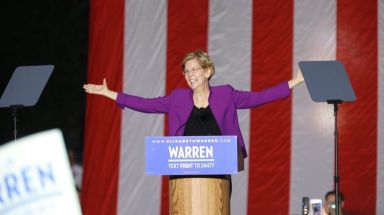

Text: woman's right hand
xmin=83 ymin=78 xmax=118 ymax=100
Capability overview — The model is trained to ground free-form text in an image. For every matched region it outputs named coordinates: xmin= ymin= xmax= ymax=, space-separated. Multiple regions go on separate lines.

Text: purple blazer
xmin=116 ymin=82 xmax=290 ymax=159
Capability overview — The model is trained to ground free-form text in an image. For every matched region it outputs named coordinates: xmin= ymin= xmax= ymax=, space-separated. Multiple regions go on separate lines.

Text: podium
xmin=146 ymin=136 xmax=244 ymax=215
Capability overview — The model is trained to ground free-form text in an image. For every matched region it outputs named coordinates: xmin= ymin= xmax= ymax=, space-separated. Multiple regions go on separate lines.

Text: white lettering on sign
xmin=168 ymin=146 xmax=213 ymax=159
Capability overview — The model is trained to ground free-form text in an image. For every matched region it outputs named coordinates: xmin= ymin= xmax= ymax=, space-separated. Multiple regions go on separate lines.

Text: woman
xmin=84 ymin=51 xmax=303 ymax=157
xmin=83 ymin=51 xmax=304 ymax=214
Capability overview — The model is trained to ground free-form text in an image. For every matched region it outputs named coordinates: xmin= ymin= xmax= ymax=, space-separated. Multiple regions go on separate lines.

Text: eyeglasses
xmin=183 ymin=67 xmax=203 ymax=75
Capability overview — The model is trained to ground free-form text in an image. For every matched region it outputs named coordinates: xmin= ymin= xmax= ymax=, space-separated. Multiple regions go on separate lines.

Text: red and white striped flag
xmin=82 ymin=0 xmax=384 ymax=214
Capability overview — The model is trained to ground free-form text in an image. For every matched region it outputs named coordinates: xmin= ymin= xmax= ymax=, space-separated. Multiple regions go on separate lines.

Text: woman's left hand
xmin=288 ymin=69 xmax=304 ymax=89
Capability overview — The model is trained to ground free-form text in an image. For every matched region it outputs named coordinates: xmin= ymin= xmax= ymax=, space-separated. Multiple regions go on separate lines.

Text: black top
xmin=183 ymin=105 xmax=221 ymax=136
xmin=172 ymin=105 xmax=230 ymax=189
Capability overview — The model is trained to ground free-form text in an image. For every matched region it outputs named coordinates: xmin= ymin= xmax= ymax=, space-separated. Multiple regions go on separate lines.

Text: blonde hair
xmin=181 ymin=51 xmax=215 ymax=80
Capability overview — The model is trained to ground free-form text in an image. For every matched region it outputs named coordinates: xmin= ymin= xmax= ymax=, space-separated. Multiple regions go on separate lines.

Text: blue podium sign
xmin=145 ymin=136 xmax=238 ymax=175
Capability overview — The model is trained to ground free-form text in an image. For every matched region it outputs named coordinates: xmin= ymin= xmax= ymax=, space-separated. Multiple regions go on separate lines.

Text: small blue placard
xmin=145 ymin=136 xmax=238 ymax=175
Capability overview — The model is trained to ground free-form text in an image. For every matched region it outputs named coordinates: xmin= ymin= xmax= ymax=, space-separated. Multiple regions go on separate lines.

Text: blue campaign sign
xmin=145 ymin=136 xmax=238 ymax=175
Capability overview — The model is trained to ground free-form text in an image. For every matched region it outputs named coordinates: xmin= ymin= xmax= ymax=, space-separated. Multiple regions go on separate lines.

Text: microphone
xmin=198 ymin=107 xmax=210 ymax=122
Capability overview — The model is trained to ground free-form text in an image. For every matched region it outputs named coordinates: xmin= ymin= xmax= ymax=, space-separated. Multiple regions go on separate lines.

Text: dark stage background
xmin=0 ymin=0 xmax=89 ymax=157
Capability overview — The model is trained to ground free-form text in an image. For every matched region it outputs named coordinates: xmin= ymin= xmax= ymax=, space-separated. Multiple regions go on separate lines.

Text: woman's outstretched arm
xmin=83 ymin=78 xmax=117 ymax=100
xmin=288 ymin=69 xmax=304 ymax=89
